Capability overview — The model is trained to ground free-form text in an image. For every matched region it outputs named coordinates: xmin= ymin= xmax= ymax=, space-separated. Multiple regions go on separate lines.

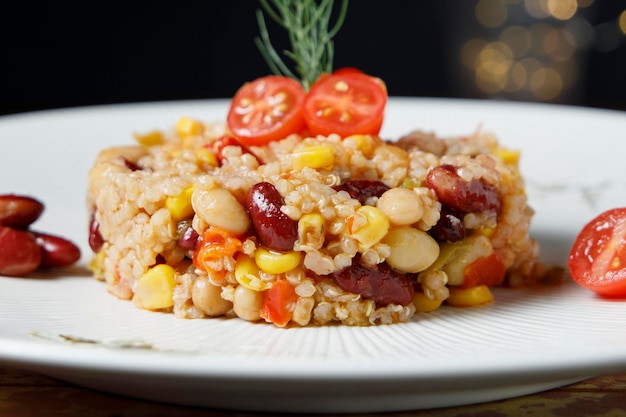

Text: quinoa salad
xmin=86 ymin=116 xmax=550 ymax=327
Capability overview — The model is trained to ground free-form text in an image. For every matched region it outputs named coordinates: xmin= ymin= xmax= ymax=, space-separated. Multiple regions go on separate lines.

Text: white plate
xmin=0 ymin=98 xmax=625 ymax=413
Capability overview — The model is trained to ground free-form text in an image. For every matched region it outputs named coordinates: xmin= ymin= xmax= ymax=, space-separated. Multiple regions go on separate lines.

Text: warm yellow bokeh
xmin=459 ymin=0 xmax=603 ymax=102
xmin=547 ymin=0 xmax=578 ymax=20
xmin=500 ymin=26 xmax=532 ymax=58
xmin=619 ymin=10 xmax=626 ymax=35
xmin=529 ymin=67 xmax=563 ymax=100
xmin=476 ymin=0 xmax=508 ymax=28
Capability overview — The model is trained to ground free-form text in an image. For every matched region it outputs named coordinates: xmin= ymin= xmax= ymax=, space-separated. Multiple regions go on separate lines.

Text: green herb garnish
xmin=255 ymin=0 xmax=349 ymax=90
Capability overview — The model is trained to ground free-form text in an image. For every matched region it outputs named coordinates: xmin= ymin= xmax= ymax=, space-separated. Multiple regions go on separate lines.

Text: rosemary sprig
xmin=255 ymin=0 xmax=349 ymax=90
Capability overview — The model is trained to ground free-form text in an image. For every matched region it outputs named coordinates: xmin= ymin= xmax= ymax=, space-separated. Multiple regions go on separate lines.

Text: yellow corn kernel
xmin=133 ymin=130 xmax=165 ymax=147
xmin=446 ymin=285 xmax=494 ymax=307
xmin=88 ymin=248 xmax=106 ymax=280
xmin=234 ymin=254 xmax=271 ymax=291
xmin=343 ymin=134 xmax=376 ymax=157
xmin=196 ymin=148 xmax=219 ymax=167
xmin=255 ymin=247 xmax=302 ymax=275
xmin=195 ymin=148 xmax=218 ymax=167
xmin=401 ymin=177 xmax=421 ymax=189
xmin=292 ymin=145 xmax=335 ymax=170
xmin=176 ymin=117 xmax=204 ymax=138
xmin=493 ymin=147 xmax=520 ymax=166
xmin=347 ymin=206 xmax=390 ymax=250
xmin=298 ymin=213 xmax=326 ymax=249
xmin=166 ymin=186 xmax=195 ymax=221
xmin=479 ymin=227 xmax=496 ymax=237
xmin=134 ymin=264 xmax=176 ymax=310
xmin=413 ymin=292 xmax=444 ymax=313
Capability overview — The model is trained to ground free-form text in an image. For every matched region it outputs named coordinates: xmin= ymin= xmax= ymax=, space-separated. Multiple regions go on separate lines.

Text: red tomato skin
xmin=227 ymin=76 xmax=306 ymax=146
xmin=303 ymin=72 xmax=387 ymax=138
xmin=462 ymin=251 xmax=506 ymax=289
xmin=568 ymin=207 xmax=626 ymax=297
xmin=332 ymin=67 xmax=364 ymax=76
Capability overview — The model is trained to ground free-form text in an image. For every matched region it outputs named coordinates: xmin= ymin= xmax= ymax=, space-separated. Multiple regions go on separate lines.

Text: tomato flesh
xmin=260 ymin=279 xmax=298 ymax=327
xmin=227 ymin=75 xmax=306 ymax=146
xmin=193 ymin=227 xmax=242 ymax=272
xmin=462 ymin=251 xmax=506 ymax=289
xmin=303 ymin=72 xmax=387 ymax=137
xmin=568 ymin=207 xmax=626 ymax=297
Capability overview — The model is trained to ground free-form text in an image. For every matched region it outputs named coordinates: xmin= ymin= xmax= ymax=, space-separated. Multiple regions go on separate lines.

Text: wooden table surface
xmin=1 ymin=366 xmax=625 ymax=417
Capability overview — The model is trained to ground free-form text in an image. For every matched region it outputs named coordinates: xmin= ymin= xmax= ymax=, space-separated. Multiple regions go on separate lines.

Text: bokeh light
xmin=524 ymin=0 xmax=550 ymax=19
xmin=476 ymin=0 xmax=509 ymax=28
xmin=500 ymin=26 xmax=532 ymax=57
xmin=529 ymin=67 xmax=562 ymax=100
xmin=547 ymin=0 xmax=577 ymax=21
xmin=455 ymin=0 xmax=624 ymax=103
xmin=542 ymin=28 xmax=576 ymax=61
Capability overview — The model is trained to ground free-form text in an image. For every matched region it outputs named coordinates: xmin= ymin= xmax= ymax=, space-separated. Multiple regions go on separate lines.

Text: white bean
xmin=192 ymin=278 xmax=232 ymax=316
xmin=233 ymin=286 xmax=263 ymax=321
xmin=383 ymin=226 xmax=440 ymax=273
xmin=192 ymin=187 xmax=250 ymax=235
xmin=376 ymin=188 xmax=423 ymax=226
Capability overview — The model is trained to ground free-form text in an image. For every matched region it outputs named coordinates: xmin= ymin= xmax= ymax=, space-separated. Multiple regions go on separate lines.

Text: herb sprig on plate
xmin=255 ymin=0 xmax=349 ymax=90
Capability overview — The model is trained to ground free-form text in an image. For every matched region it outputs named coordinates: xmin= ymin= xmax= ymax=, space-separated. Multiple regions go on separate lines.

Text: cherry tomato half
xmin=227 ymin=75 xmax=306 ymax=146
xmin=303 ymin=72 xmax=387 ymax=138
xmin=568 ymin=207 xmax=626 ymax=297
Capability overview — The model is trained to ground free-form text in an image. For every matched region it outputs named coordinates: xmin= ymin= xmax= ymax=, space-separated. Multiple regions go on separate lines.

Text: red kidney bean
xmin=88 ymin=213 xmax=104 ymax=252
xmin=0 ymin=194 xmax=44 ymax=229
xmin=333 ymin=179 xmax=390 ymax=205
xmin=177 ymin=220 xmax=200 ymax=251
xmin=34 ymin=232 xmax=81 ymax=269
xmin=246 ymin=182 xmax=298 ymax=252
xmin=0 ymin=226 xmax=42 ymax=276
xmin=426 ymin=165 xmax=501 ymax=214
xmin=211 ymin=135 xmax=262 ymax=165
xmin=430 ymin=206 xmax=466 ymax=242
xmin=331 ymin=258 xmax=415 ymax=306
xmin=122 ymin=158 xmax=141 ymax=171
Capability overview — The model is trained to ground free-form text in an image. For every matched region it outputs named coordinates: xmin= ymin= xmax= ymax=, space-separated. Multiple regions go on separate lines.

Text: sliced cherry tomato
xmin=260 ymin=279 xmax=298 ymax=327
xmin=227 ymin=76 xmax=306 ymax=146
xmin=332 ymin=67 xmax=364 ymax=76
xmin=303 ymin=72 xmax=387 ymax=137
xmin=462 ymin=251 xmax=506 ymax=289
xmin=568 ymin=207 xmax=626 ymax=297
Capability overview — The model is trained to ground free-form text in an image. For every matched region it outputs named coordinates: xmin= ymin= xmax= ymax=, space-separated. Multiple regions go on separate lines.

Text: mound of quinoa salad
xmin=86 ymin=103 xmax=551 ymax=327
xmin=87 ymin=0 xmax=550 ymax=327
xmin=85 ymin=1 xmax=558 ymax=327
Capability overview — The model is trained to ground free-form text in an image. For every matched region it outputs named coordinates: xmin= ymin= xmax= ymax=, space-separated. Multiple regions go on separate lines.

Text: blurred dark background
xmin=1 ymin=0 xmax=625 ymax=116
